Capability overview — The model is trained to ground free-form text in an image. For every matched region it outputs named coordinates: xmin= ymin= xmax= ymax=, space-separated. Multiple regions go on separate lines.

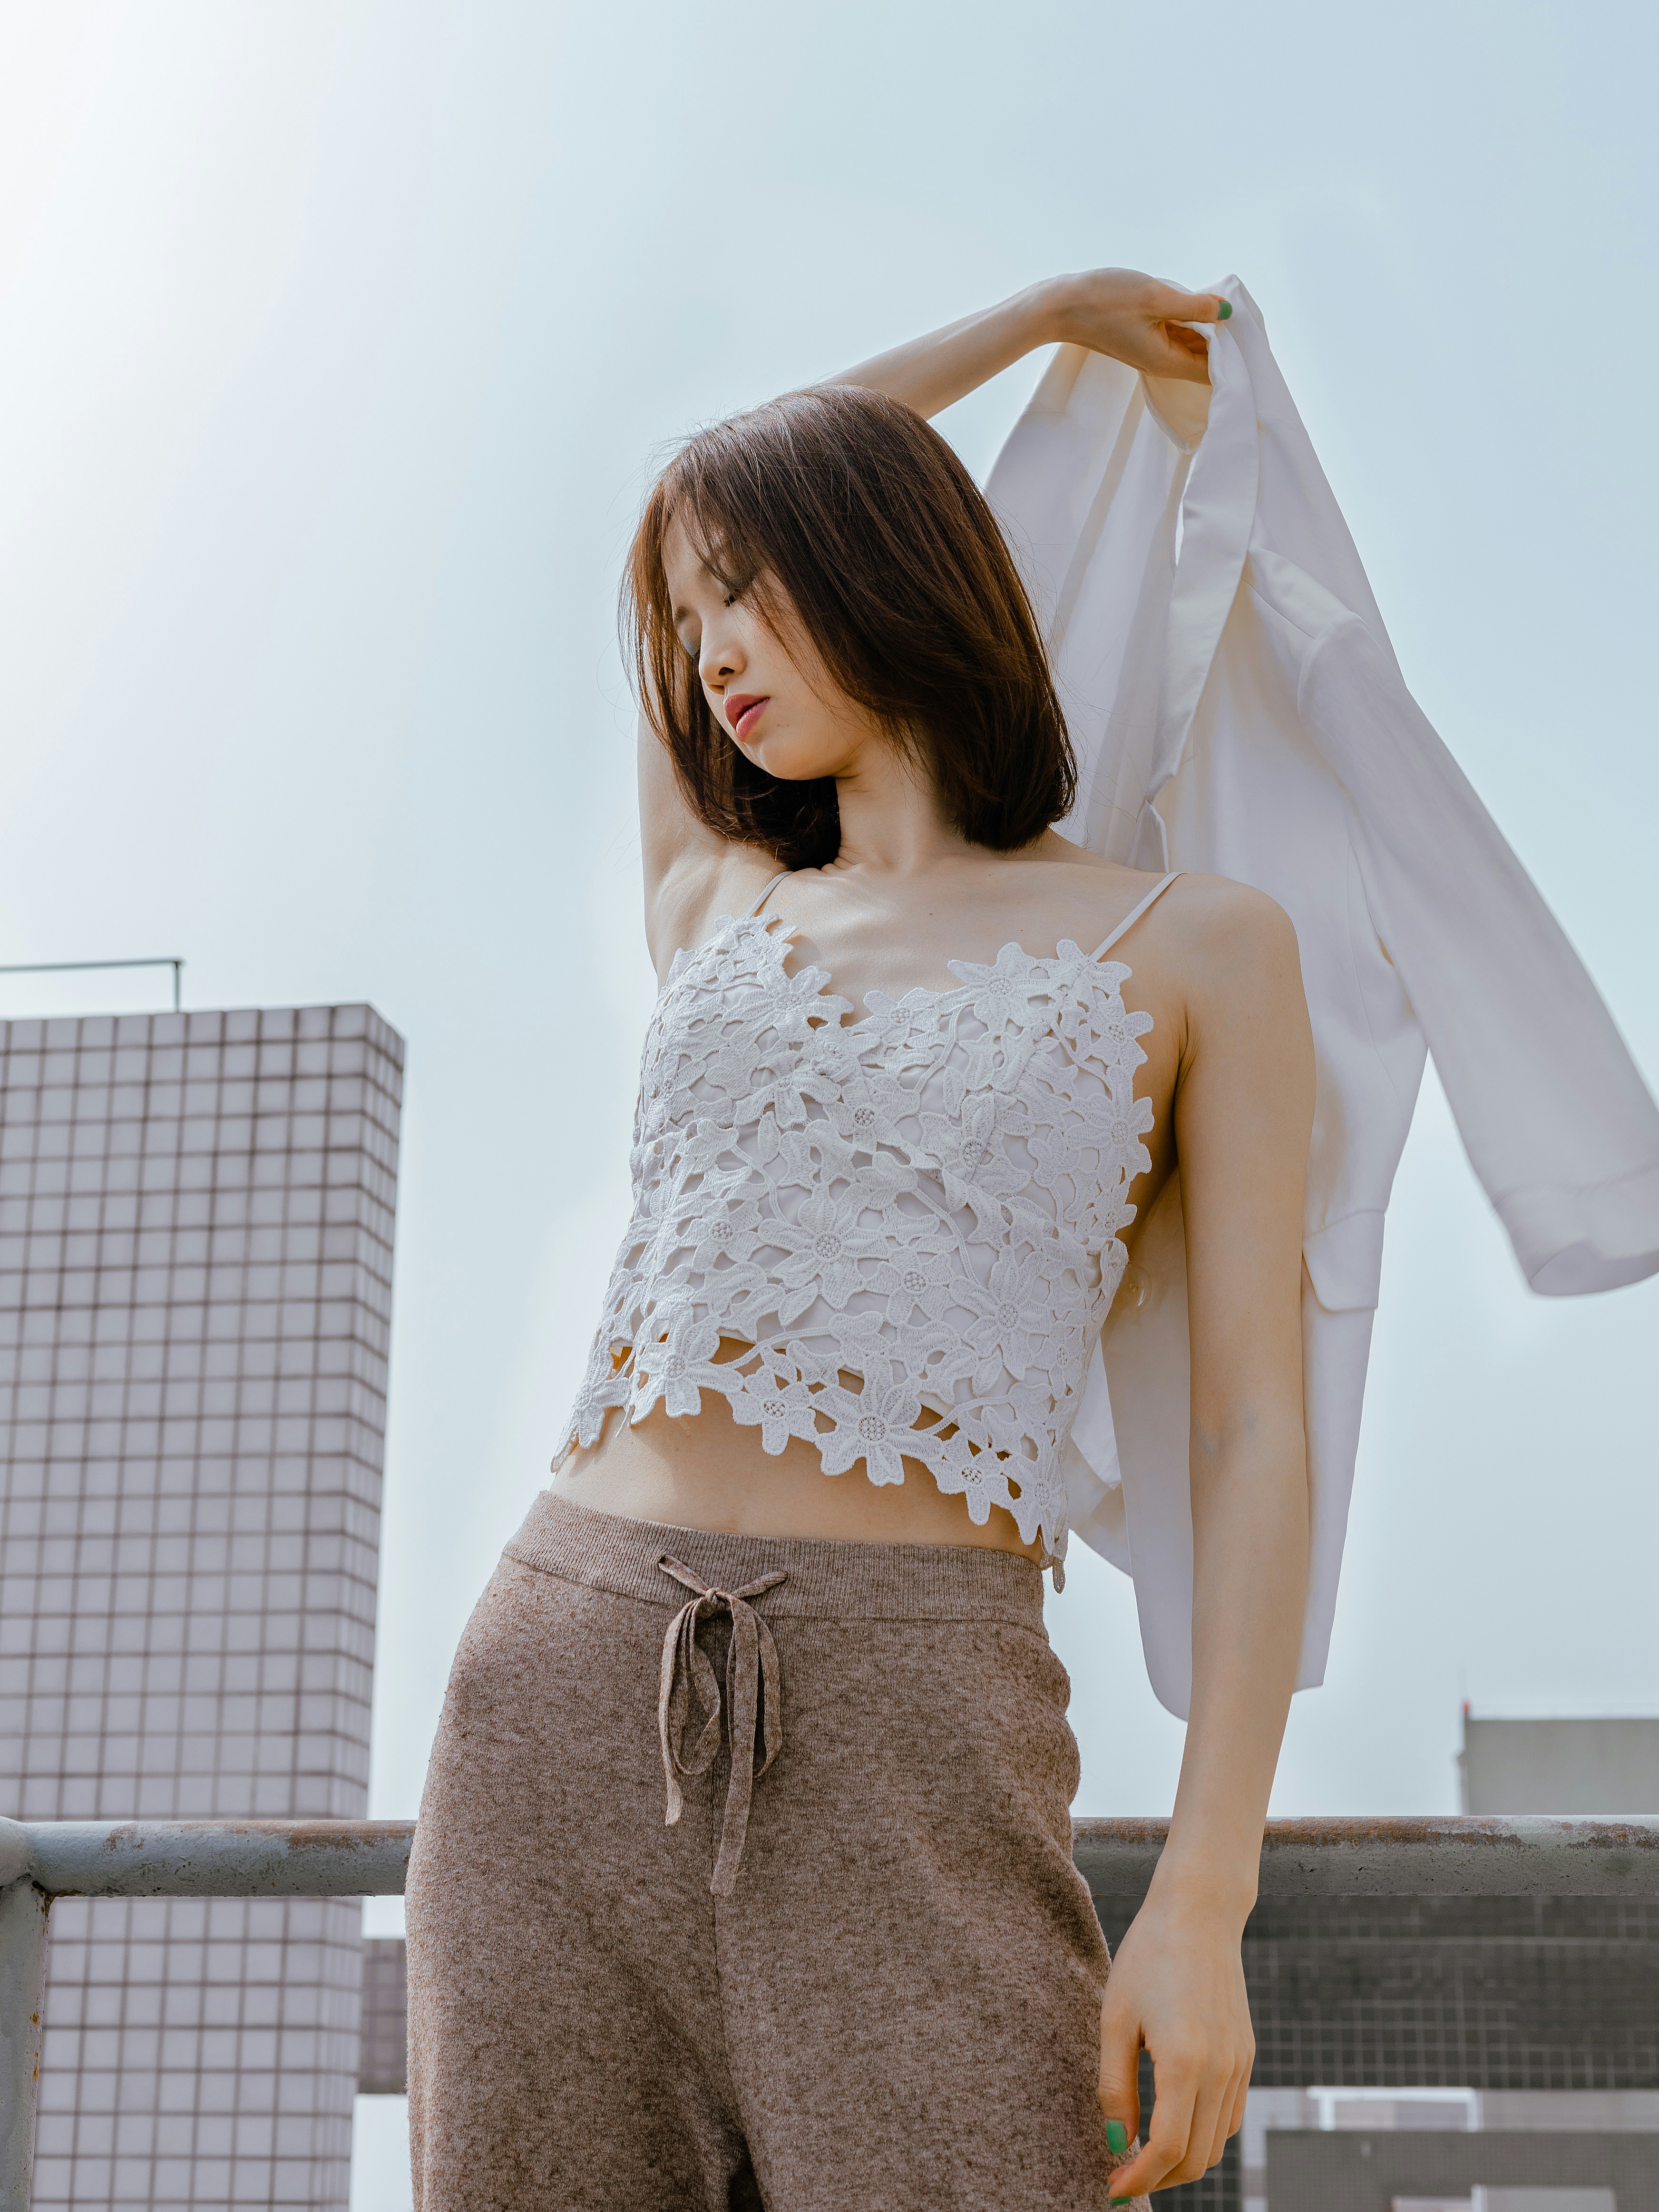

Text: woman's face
xmin=662 ymin=516 xmax=888 ymax=784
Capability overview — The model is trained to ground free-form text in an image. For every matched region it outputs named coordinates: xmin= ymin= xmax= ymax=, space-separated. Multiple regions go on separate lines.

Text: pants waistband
xmin=504 ymin=1490 xmax=1047 ymax=1629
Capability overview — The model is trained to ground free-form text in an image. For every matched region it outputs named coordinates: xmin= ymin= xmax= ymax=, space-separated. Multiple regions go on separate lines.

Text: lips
xmin=724 ymin=693 xmax=769 ymax=741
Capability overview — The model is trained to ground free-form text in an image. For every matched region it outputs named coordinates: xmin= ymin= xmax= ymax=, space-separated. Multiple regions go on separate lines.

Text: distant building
xmin=1461 ymin=1715 xmax=1659 ymax=1815
xmin=1229 ymin=1712 xmax=1659 ymax=2211
xmin=0 ymin=1003 xmax=402 ymax=2212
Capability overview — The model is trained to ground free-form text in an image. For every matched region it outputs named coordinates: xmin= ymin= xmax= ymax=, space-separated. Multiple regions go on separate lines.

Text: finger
xmin=1229 ymin=2071 xmax=1250 ymax=2140
xmin=1173 ymin=2074 xmax=1230 ymax=2187
xmin=1160 ymin=322 xmax=1211 ymax=358
xmin=1214 ymin=2059 xmax=1250 ymax=2171
xmin=1096 ymin=2002 xmax=1142 ymax=2150
xmin=1142 ymin=330 xmax=1213 ymax=386
xmin=1151 ymin=281 xmax=1231 ymax=325
xmin=1198 ymin=2072 xmax=1237 ymax=2178
xmin=1188 ymin=2057 xmax=1248 ymax=2181
xmin=1107 ymin=2066 xmax=1198 ymax=2198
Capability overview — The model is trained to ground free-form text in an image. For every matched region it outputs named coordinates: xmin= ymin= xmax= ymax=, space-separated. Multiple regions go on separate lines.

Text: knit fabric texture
xmin=406 ymin=1492 xmax=1151 ymax=2210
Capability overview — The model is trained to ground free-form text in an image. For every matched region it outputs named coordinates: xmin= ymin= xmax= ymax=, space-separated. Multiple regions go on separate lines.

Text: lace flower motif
xmin=814 ymin=1064 xmax=915 ymax=1157
xmin=631 ymin=1317 xmax=732 ymax=1422
xmin=660 ymin=1194 xmax=765 ymax=1277
xmin=917 ymin=1090 xmax=1029 ymax=1214
xmin=765 ymin=1189 xmax=891 ymax=1319
xmin=952 ymin=943 xmax=1054 ymax=1032
xmin=728 ymin=1366 xmax=825 ymax=1455
xmin=815 ymin=1375 xmax=926 ymax=1487
xmin=870 ymin=1252 xmax=957 ymax=1329
xmin=956 ymin=1250 xmax=1057 ymax=1386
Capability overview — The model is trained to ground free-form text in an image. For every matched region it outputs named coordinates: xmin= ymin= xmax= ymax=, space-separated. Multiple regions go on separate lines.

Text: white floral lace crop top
xmin=556 ymin=870 xmax=1181 ymax=1571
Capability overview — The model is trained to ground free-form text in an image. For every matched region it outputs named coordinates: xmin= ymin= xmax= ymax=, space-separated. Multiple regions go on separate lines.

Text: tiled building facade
xmin=0 ymin=1003 xmax=402 ymax=2210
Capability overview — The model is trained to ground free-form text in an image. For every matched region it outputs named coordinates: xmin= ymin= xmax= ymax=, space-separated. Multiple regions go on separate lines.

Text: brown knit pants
xmin=406 ymin=1492 xmax=1141 ymax=2211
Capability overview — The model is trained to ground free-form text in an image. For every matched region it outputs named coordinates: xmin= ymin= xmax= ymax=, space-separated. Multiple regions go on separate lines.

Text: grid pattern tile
xmin=359 ymin=1937 xmax=408 ymax=2097
xmin=33 ymin=1897 xmax=363 ymax=2209
xmin=1237 ymin=1894 xmax=1659 ymax=2092
xmin=0 ymin=1004 xmax=403 ymax=2212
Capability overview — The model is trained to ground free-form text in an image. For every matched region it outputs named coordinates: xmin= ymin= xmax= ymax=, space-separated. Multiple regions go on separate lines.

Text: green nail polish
xmin=1111 ymin=2198 xmax=1134 ymax=2207
xmin=1218 ymin=301 xmax=1232 ymax=319
xmin=1105 ymin=2118 xmax=1129 ymax=2153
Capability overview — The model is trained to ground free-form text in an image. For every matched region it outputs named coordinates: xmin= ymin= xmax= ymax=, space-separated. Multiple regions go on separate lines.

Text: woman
xmin=406 ymin=268 xmax=1314 ymax=2209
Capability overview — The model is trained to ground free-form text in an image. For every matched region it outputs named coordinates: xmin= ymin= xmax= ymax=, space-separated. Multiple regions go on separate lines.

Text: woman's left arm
xmin=827 ymin=269 xmax=1227 ymax=420
xmin=1098 ymin=879 xmax=1315 ymax=2200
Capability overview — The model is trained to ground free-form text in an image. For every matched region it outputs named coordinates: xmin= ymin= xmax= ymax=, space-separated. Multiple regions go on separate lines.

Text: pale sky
xmin=3 ymin=0 xmax=1655 ymax=1893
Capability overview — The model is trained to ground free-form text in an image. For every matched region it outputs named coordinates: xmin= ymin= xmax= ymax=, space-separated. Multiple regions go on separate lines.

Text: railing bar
xmin=5 ymin=1814 xmax=1659 ymax=1901
xmin=0 ymin=958 xmax=185 ymax=977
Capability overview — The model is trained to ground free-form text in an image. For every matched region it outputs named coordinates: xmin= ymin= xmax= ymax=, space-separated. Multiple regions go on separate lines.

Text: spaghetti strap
xmin=749 ymin=871 xmax=791 ymax=918
xmin=1091 ymin=871 xmax=1181 ymax=960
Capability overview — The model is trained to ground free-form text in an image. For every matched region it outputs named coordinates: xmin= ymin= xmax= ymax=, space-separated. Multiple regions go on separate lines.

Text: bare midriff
xmin=550 ymin=1336 xmax=1044 ymax=1561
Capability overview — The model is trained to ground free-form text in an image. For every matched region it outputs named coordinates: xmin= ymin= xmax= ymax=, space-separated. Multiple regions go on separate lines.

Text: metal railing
xmin=1072 ymin=1810 xmax=1659 ymax=1896
xmin=0 ymin=958 xmax=185 ymax=1013
xmin=0 ymin=1817 xmax=411 ymax=2210
xmin=2 ymin=1812 xmax=1656 ymax=2208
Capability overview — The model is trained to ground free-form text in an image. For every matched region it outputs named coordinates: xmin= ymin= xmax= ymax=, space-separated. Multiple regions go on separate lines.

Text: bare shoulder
xmin=1158 ymin=872 xmax=1301 ymax=975
xmin=1157 ymin=873 xmax=1311 ymax=1069
xmin=1030 ymin=840 xmax=1298 ymax=979
xmin=1019 ymin=834 xmax=1163 ymax=935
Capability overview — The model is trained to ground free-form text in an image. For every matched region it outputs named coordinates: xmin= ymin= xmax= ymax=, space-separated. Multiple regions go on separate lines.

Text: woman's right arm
xmin=827 ymin=269 xmax=1228 ymax=419
xmin=638 ymin=708 xmax=774 ymax=977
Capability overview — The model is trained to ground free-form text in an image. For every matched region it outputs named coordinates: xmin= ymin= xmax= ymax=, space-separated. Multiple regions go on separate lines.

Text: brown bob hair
xmin=624 ymin=384 xmax=1075 ymax=870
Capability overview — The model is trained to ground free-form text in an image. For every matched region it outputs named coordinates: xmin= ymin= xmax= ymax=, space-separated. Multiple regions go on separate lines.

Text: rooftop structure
xmin=0 ymin=1003 xmax=402 ymax=2212
xmin=1462 ymin=1716 xmax=1659 ymax=1817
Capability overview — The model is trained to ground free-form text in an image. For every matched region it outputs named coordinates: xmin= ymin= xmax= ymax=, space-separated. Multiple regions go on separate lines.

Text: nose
xmin=698 ymin=618 xmax=743 ymax=692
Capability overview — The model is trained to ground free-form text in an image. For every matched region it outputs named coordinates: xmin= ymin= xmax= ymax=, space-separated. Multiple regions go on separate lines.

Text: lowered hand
xmin=1096 ymin=1886 xmax=1254 ymax=2198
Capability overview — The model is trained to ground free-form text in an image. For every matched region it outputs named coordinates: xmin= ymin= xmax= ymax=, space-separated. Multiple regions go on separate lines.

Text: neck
xmin=828 ymin=738 xmax=970 ymax=877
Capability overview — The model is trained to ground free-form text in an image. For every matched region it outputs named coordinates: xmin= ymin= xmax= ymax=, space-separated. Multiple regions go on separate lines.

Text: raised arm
xmin=1098 ymin=879 xmax=1315 ymax=2199
xmin=828 ymin=269 xmax=1229 ymax=419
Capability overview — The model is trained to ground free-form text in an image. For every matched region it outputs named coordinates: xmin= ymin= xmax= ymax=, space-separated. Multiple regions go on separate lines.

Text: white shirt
xmin=986 ymin=279 xmax=1659 ymax=1717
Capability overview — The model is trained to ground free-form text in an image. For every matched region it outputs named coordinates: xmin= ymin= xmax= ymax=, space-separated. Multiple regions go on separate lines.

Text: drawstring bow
xmin=656 ymin=1555 xmax=788 ymax=1896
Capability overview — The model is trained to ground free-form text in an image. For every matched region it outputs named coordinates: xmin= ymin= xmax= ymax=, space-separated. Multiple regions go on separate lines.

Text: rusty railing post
xmin=0 ymin=1820 xmax=48 ymax=2212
